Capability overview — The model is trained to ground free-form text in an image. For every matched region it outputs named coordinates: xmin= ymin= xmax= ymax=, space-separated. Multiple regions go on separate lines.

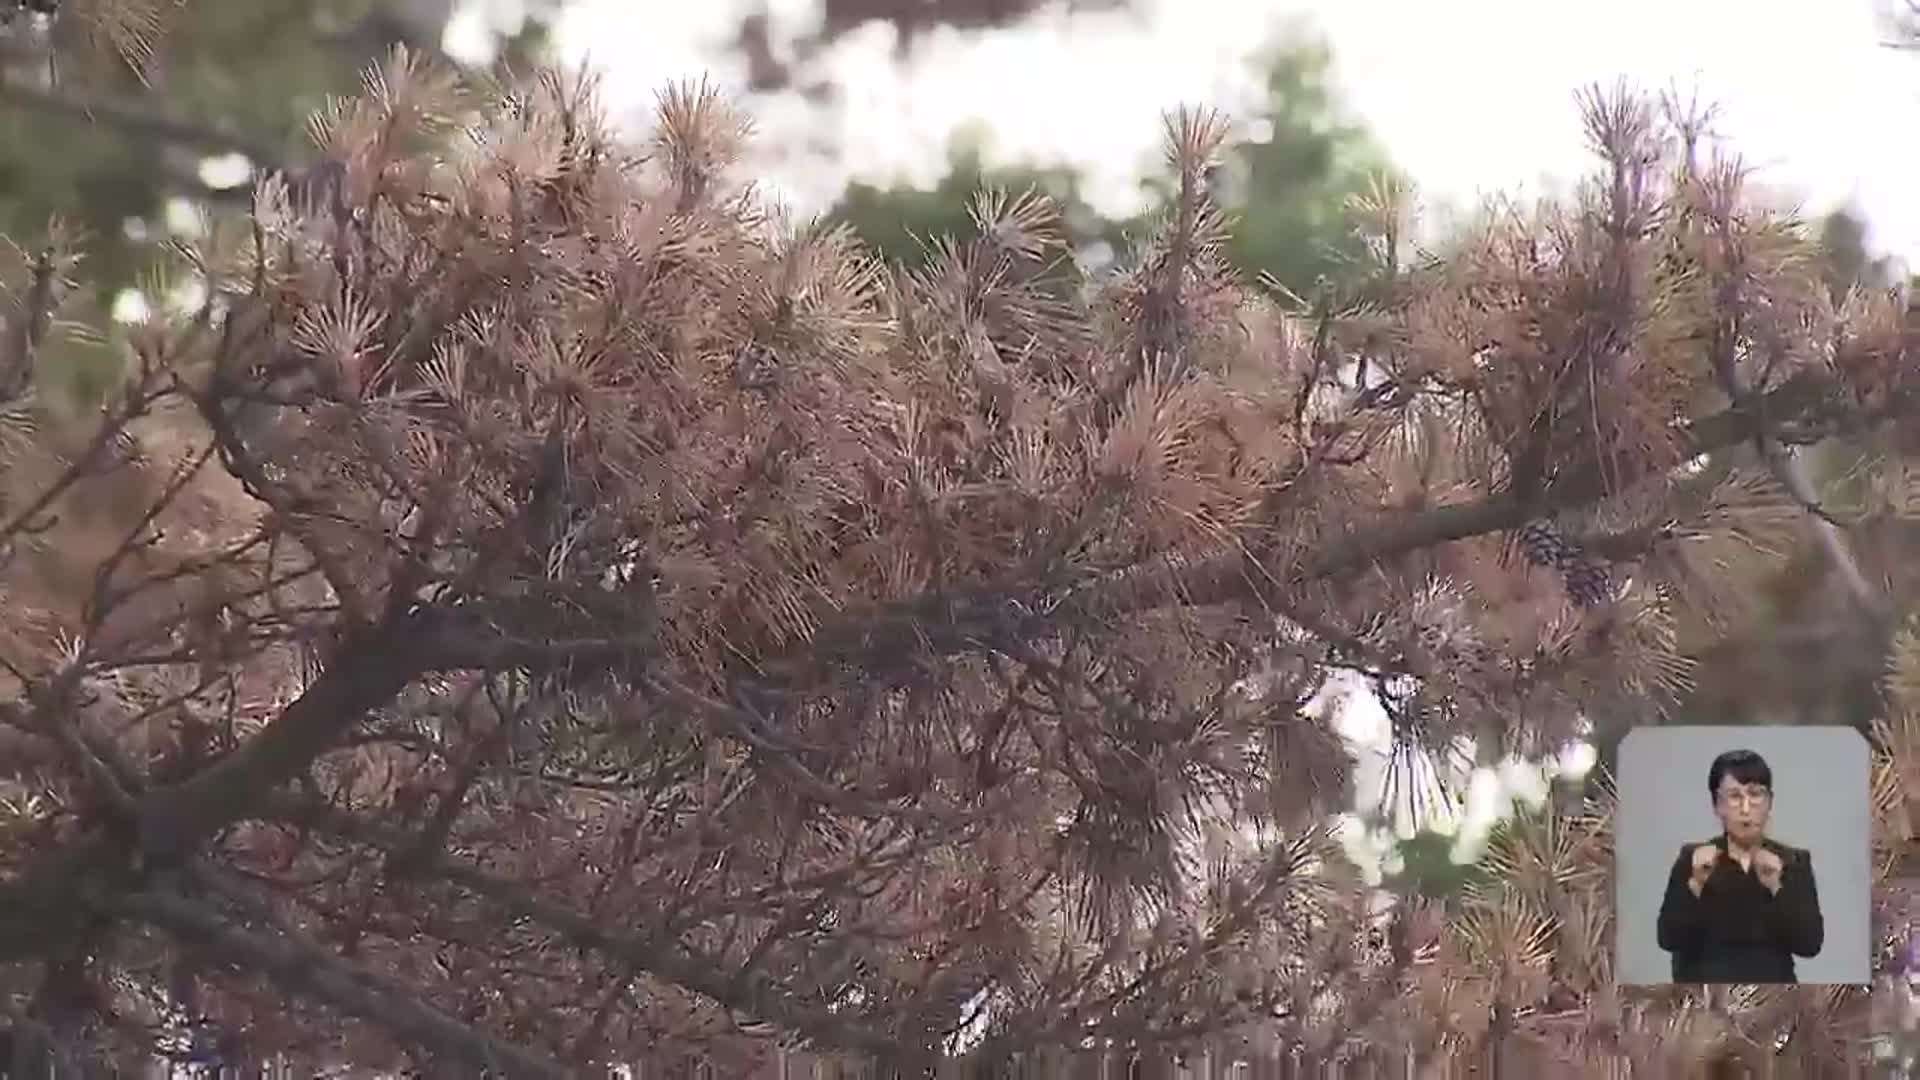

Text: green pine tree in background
xmin=821 ymin=28 xmax=1400 ymax=304
xmin=1212 ymin=34 xmax=1401 ymax=300
xmin=824 ymin=129 xmax=1129 ymax=283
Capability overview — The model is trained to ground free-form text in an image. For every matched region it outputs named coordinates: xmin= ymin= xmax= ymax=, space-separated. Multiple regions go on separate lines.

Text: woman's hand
xmin=1689 ymin=843 xmax=1719 ymax=896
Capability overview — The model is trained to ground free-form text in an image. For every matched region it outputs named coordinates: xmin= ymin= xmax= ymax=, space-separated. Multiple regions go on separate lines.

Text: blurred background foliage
xmin=821 ymin=31 xmax=1401 ymax=303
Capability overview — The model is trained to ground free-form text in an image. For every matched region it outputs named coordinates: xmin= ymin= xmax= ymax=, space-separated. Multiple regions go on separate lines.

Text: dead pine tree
xmin=0 ymin=9 xmax=1915 ymax=1076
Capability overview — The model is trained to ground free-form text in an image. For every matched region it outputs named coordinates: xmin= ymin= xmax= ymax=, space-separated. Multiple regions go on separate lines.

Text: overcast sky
xmin=529 ymin=0 xmax=1920 ymax=266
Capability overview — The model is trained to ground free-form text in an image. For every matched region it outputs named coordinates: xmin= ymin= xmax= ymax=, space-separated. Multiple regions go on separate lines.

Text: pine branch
xmin=1106 ymin=373 xmax=1914 ymax=617
xmin=772 ymin=372 xmax=1901 ymax=687
xmin=0 ymin=240 xmax=55 ymax=398
xmin=1765 ymin=441 xmax=1891 ymax=622
xmin=113 ymin=881 xmax=570 ymax=1078
xmin=400 ymin=372 xmax=1913 ymax=708
xmin=1695 ymin=195 xmax=1892 ymax=622
xmin=257 ymin=798 xmax=911 ymax=1062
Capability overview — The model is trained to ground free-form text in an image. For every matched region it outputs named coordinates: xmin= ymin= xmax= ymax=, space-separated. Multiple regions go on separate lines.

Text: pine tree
xmin=0 ymin=10 xmax=1915 ymax=1075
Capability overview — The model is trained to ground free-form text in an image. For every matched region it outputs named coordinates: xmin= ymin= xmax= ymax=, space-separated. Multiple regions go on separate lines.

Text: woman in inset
xmin=1656 ymin=748 xmax=1824 ymax=983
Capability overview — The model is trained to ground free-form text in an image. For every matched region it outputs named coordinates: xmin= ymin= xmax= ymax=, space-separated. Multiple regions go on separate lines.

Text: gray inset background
xmin=1614 ymin=725 xmax=1871 ymax=985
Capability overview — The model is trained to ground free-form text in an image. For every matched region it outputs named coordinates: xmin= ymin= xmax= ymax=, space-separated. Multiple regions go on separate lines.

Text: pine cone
xmin=1517 ymin=519 xmax=1580 ymax=569
xmin=1517 ymin=519 xmax=1616 ymax=608
xmin=1560 ymin=558 xmax=1616 ymax=609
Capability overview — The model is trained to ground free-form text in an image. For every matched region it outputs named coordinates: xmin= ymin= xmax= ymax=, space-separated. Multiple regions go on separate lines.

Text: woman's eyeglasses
xmin=1717 ymin=788 xmax=1772 ymax=809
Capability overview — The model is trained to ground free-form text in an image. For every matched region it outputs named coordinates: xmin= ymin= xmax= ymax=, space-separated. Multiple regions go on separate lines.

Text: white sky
xmin=531 ymin=0 xmax=1920 ymax=266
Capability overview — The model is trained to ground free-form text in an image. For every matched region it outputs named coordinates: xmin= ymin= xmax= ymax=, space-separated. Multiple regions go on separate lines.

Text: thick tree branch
xmin=1096 ymin=373 xmax=1911 ymax=616
xmin=406 ymin=596 xmax=655 ymax=672
xmin=0 ymin=592 xmax=653 ymax=968
xmin=705 ymin=372 xmax=1909 ymax=693
xmin=134 ymin=622 xmax=426 ymax=864
xmin=0 ymin=615 xmax=430 ymax=962
xmin=114 ymin=883 xmax=570 ymax=1078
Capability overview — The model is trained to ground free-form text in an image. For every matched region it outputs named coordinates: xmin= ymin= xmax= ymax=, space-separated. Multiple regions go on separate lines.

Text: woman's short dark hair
xmin=1708 ymin=748 xmax=1772 ymax=796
